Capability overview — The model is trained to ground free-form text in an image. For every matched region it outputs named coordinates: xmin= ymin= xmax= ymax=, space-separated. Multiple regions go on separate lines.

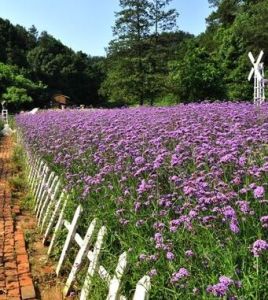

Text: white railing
xmin=26 ymin=153 xmax=151 ymax=300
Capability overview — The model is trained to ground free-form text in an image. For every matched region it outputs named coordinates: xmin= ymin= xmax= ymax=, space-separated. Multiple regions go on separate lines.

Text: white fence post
xmin=38 ymin=176 xmax=61 ymax=227
xmin=63 ymin=218 xmax=97 ymax=297
xmin=43 ymin=192 xmax=66 ymax=244
xmin=28 ymin=155 xmax=38 ymax=183
xmin=56 ymin=205 xmax=83 ymax=276
xmin=106 ymin=252 xmax=127 ymax=300
xmin=35 ymin=165 xmax=49 ymax=207
xmin=35 ymin=171 xmax=55 ymax=215
xmin=31 ymin=159 xmax=43 ymax=191
xmin=47 ymin=198 xmax=67 ymax=257
xmin=33 ymin=161 xmax=47 ymax=199
xmin=133 ymin=276 xmax=151 ymax=300
xmin=28 ymin=156 xmax=38 ymax=183
xmin=80 ymin=226 xmax=107 ymax=300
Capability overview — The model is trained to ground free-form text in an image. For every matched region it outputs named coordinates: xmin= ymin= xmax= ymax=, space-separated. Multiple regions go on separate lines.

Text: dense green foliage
xmin=198 ymin=0 xmax=268 ymax=100
xmin=100 ymin=0 xmax=183 ymax=106
xmin=0 ymin=0 xmax=268 ymax=108
xmin=102 ymin=0 xmax=268 ymax=105
xmin=0 ymin=62 xmax=45 ymax=109
xmin=0 ymin=20 xmax=105 ymax=109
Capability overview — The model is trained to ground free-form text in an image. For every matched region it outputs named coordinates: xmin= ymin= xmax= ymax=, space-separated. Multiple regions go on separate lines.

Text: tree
xmin=26 ymin=32 xmax=106 ymax=106
xmin=198 ymin=0 xmax=268 ymax=101
xmin=149 ymin=0 xmax=178 ymax=35
xmin=0 ymin=18 xmax=108 ymax=108
xmin=233 ymin=0 xmax=268 ymax=62
xmin=3 ymin=86 xmax=32 ymax=107
xmin=29 ymin=25 xmax=38 ymax=40
xmin=168 ymin=45 xmax=226 ymax=102
xmin=0 ymin=18 xmax=37 ymax=68
xmin=146 ymin=0 xmax=179 ymax=105
xmin=0 ymin=62 xmax=45 ymax=110
xmin=101 ymin=0 xmax=180 ymax=106
xmin=112 ymin=0 xmax=152 ymax=105
xmin=207 ymin=0 xmax=242 ymax=26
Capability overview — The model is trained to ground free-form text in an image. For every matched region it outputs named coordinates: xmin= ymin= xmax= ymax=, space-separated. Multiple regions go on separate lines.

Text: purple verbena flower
xmin=251 ymin=239 xmax=268 ymax=257
xmin=260 ymin=216 xmax=268 ymax=228
xmin=185 ymin=250 xmax=194 ymax=257
xmin=170 ymin=268 xmax=189 ymax=283
xmin=166 ymin=252 xmax=175 ymax=261
xmin=254 ymin=186 xmax=265 ymax=199
xmin=148 ymin=269 xmax=157 ymax=277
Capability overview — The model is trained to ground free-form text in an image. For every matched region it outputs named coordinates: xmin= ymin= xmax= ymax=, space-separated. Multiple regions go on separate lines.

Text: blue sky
xmin=0 ymin=0 xmax=212 ymax=56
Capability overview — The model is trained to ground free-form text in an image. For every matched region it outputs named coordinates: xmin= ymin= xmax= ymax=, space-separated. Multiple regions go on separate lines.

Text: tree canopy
xmin=101 ymin=0 xmax=182 ymax=106
xmin=0 ymin=0 xmax=268 ymax=108
xmin=0 ymin=18 xmax=106 ymax=110
xmin=0 ymin=62 xmax=45 ymax=109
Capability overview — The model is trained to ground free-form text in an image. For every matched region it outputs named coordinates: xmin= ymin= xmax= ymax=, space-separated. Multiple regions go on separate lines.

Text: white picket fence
xmin=26 ymin=153 xmax=151 ymax=300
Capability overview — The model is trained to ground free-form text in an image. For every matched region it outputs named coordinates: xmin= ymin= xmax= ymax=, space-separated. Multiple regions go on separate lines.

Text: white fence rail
xmin=26 ymin=153 xmax=151 ymax=300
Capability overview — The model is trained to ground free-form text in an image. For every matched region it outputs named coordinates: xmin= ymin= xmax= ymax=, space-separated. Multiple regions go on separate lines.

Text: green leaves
xmin=3 ymin=86 xmax=32 ymax=104
xmin=102 ymin=0 xmax=180 ymax=106
xmin=0 ymin=62 xmax=45 ymax=108
xmin=1 ymin=0 xmax=268 ymax=108
xmin=0 ymin=18 xmax=106 ymax=108
xmin=199 ymin=0 xmax=268 ymax=101
xmin=168 ymin=46 xmax=225 ymax=102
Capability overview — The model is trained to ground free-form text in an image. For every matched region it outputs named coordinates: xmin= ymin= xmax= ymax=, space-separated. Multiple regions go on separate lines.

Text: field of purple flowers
xmin=16 ymin=103 xmax=268 ymax=299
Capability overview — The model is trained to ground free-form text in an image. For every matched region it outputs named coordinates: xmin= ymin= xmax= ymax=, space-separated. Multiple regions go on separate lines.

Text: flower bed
xmin=16 ymin=103 xmax=268 ymax=299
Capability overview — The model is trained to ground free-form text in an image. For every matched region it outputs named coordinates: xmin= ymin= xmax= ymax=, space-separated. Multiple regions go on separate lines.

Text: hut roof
xmin=52 ymin=94 xmax=70 ymax=105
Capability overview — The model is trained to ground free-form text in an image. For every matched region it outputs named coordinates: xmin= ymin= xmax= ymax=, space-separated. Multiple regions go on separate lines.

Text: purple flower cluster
xmin=251 ymin=239 xmax=268 ymax=257
xmin=260 ymin=216 xmax=268 ymax=228
xmin=253 ymin=186 xmax=265 ymax=199
xmin=171 ymin=268 xmax=189 ymax=283
xmin=207 ymin=276 xmax=239 ymax=297
xmin=185 ymin=250 xmax=194 ymax=257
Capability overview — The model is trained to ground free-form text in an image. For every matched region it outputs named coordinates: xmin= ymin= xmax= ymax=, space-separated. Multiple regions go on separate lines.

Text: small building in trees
xmin=51 ymin=94 xmax=71 ymax=109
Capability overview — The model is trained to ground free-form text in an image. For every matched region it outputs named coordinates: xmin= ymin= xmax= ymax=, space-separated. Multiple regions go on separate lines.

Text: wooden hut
xmin=51 ymin=94 xmax=71 ymax=109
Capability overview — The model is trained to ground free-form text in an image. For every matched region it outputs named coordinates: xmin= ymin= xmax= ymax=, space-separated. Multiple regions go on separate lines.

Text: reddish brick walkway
xmin=0 ymin=137 xmax=35 ymax=300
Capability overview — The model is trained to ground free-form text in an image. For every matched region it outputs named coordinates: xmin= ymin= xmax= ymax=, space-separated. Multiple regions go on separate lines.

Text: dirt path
xmin=0 ymin=137 xmax=36 ymax=300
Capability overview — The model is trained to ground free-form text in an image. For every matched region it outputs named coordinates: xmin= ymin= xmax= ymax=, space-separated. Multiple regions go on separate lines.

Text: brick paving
xmin=0 ymin=137 xmax=36 ymax=300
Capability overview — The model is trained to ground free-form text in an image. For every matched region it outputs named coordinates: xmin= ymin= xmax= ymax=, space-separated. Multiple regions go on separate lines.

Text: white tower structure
xmin=1 ymin=101 xmax=8 ymax=124
xmin=248 ymin=50 xmax=265 ymax=105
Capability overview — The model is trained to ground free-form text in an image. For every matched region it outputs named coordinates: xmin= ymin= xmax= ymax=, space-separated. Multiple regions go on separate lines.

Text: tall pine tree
xmin=147 ymin=0 xmax=178 ymax=105
xmin=112 ymin=0 xmax=151 ymax=105
xmin=101 ymin=0 xmax=179 ymax=106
